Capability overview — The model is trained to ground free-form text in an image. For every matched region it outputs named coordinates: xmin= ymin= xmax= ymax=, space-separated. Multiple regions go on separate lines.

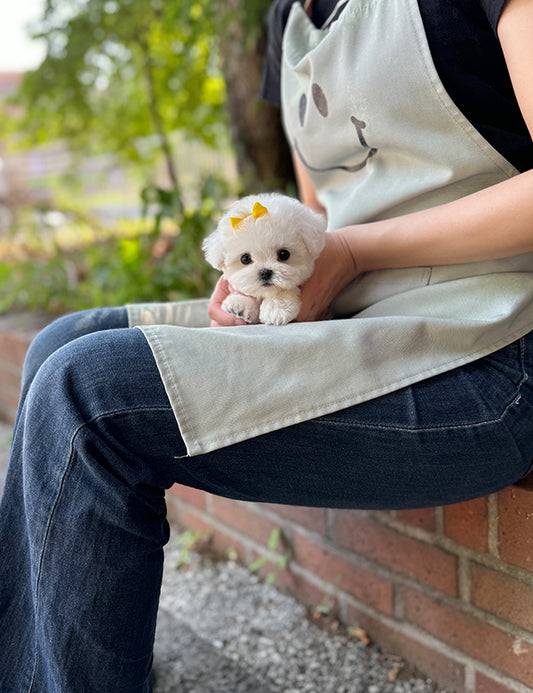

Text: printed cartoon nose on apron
xmin=128 ymin=0 xmax=533 ymax=456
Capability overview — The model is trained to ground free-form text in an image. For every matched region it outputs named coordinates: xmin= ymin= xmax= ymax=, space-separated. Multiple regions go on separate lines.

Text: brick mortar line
xmin=295 ymin=563 xmax=533 ymax=693
xmin=233 ymin=500 xmax=326 ymax=543
xmin=226 ymin=503 xmax=446 ymax=592
xmin=169 ymin=497 xmax=533 ymax=691
xmin=457 ymin=555 xmax=471 ymax=604
xmin=211 ymin=499 xmax=533 ymax=623
xmin=363 ymin=509 xmax=533 ymax=587
xmin=253 ymin=499 xmax=533 ymax=591
xmin=335 ymin=588 xmax=533 ymax=693
xmin=293 ymin=528 xmax=455 ymax=602
xmin=171 ymin=498 xmax=533 ymax=646
xmin=205 ymin=492 xmax=214 ymax=515
xmin=168 ymin=496 xmax=289 ymax=567
xmin=463 ymin=666 xmax=476 ymax=693
xmin=168 ymin=497 xmax=517 ymax=693
xmin=288 ymin=529 xmax=533 ymax=646
xmin=487 ymin=493 xmax=500 ymax=558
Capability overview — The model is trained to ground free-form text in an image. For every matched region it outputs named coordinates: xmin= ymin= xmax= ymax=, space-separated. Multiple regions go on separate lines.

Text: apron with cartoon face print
xmin=127 ymin=0 xmax=533 ymax=456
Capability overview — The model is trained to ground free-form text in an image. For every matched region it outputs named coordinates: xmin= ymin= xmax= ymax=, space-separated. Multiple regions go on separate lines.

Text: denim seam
xmin=315 ymin=338 xmax=529 ymax=433
xmin=315 ymin=399 xmax=524 ymax=433
xmin=28 ymin=444 xmax=76 ymax=692
xmin=27 ymin=404 xmax=174 ymax=692
xmin=498 ymin=338 xmax=533 ymax=477
xmin=499 ymin=415 xmax=530 ymax=477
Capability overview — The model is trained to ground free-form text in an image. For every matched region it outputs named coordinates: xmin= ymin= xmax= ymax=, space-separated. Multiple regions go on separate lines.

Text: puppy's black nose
xmin=259 ymin=268 xmax=273 ymax=282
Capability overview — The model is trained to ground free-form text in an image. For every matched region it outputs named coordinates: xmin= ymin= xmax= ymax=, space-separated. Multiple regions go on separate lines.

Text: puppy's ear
xmin=299 ymin=210 xmax=327 ymax=259
xmin=202 ymin=228 xmax=226 ymax=271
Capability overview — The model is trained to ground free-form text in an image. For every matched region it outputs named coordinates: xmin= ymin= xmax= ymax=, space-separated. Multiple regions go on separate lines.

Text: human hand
xmin=208 ymin=231 xmax=358 ymax=325
xmin=207 ymin=276 xmax=249 ymax=327
xmin=296 ymin=230 xmax=358 ymax=322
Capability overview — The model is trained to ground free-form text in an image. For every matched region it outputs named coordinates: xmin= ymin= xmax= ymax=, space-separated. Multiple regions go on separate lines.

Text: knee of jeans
xmin=25 ymin=327 xmax=162 ymax=430
xmin=22 ymin=315 xmax=72 ymax=386
xmin=22 ymin=309 xmax=128 ymax=389
xmin=24 ymin=334 xmax=97 ymax=434
xmin=22 ymin=328 xmax=179 ymax=491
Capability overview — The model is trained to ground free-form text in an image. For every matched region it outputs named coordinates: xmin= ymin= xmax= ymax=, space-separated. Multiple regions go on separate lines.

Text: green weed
xmin=248 ymin=528 xmax=291 ymax=586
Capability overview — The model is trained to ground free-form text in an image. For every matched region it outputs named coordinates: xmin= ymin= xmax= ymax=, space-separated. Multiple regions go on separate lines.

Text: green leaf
xmin=267 ymin=528 xmax=281 ymax=552
xmin=248 ymin=557 xmax=267 ymax=573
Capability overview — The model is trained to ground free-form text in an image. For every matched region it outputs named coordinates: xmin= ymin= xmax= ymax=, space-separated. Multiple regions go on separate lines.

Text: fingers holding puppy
xmin=296 ymin=232 xmax=358 ymax=322
xmin=208 ymin=231 xmax=357 ymax=325
xmin=204 ymin=193 xmax=327 ymax=326
xmin=207 ymin=277 xmax=249 ymax=327
xmin=208 ymin=232 xmax=357 ymax=327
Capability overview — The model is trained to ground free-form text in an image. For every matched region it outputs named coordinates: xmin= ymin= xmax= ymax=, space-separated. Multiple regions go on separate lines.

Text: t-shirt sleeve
xmin=478 ymin=0 xmax=507 ymax=33
xmin=260 ymin=0 xmax=297 ymax=106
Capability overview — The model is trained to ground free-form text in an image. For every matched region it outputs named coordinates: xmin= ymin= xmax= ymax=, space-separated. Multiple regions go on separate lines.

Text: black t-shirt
xmin=261 ymin=0 xmax=533 ymax=172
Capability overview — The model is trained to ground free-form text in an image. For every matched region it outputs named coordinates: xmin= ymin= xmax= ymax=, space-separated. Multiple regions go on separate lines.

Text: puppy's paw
xmin=259 ymin=297 xmax=300 ymax=325
xmin=222 ymin=294 xmax=261 ymax=324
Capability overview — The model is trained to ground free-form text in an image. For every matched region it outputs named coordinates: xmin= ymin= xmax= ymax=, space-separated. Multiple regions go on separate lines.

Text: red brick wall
xmin=2 ymin=314 xmax=533 ymax=693
xmin=0 ymin=313 xmax=52 ymax=423
xmin=167 ymin=480 xmax=533 ymax=693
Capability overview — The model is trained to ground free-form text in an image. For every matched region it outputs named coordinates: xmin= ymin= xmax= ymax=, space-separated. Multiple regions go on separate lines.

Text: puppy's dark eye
xmin=240 ymin=253 xmax=253 ymax=265
xmin=277 ymin=249 xmax=290 ymax=261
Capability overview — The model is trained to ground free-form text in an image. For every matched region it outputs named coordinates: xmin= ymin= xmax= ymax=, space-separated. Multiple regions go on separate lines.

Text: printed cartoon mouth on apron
xmin=294 ymin=83 xmax=379 ymax=173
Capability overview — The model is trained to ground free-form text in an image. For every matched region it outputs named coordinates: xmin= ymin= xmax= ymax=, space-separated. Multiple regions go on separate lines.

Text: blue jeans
xmin=2 ymin=307 xmax=533 ymax=692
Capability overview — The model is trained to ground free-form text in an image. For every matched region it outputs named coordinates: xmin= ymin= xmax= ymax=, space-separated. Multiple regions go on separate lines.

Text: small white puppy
xmin=203 ymin=193 xmax=326 ymax=325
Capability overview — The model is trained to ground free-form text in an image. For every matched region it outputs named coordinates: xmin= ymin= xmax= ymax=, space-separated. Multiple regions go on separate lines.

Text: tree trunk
xmin=139 ymin=35 xmax=180 ymax=193
xmin=216 ymin=1 xmax=295 ymax=194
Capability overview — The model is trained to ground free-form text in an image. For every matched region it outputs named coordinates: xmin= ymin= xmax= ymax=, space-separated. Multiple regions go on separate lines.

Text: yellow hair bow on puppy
xmin=230 ymin=201 xmax=269 ymax=230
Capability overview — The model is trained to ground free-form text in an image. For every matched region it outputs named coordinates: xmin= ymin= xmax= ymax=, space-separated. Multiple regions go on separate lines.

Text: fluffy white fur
xmin=203 ymin=193 xmax=326 ymax=325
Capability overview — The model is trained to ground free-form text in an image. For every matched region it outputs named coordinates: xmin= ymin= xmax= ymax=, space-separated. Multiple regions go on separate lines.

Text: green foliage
xmin=0 ymin=175 xmax=226 ymax=314
xmin=0 ymin=0 xmax=279 ymax=315
xmin=173 ymin=528 xmax=214 ymax=569
xmin=248 ymin=528 xmax=290 ymax=586
xmin=7 ymin=0 xmax=228 ymax=159
xmin=141 ymin=185 xmax=184 ymax=236
xmin=312 ymin=583 xmax=338 ymax=619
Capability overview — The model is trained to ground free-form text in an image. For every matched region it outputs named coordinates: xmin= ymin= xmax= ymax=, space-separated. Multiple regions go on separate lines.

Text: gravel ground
xmin=0 ymin=422 xmax=446 ymax=693
xmin=154 ymin=540 xmax=447 ymax=693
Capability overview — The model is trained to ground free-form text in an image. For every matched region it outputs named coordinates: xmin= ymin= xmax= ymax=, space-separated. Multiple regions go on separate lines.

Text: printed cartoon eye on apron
xmin=128 ymin=0 xmax=533 ymax=457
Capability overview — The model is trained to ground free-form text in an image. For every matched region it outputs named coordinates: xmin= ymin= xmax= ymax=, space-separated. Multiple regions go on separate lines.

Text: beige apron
xmin=128 ymin=0 xmax=533 ymax=456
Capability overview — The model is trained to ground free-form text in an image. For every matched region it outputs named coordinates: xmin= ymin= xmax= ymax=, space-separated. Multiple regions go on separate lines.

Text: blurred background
xmin=0 ymin=0 xmax=294 ymax=314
